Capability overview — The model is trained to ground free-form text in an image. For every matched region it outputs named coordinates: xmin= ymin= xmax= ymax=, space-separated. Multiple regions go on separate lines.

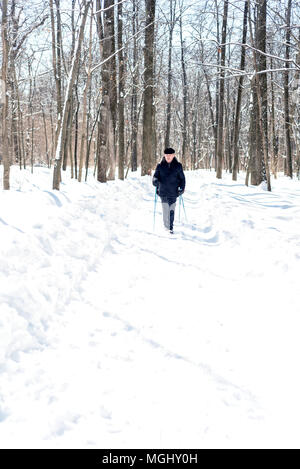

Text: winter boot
xmin=170 ymin=209 xmax=174 ymax=234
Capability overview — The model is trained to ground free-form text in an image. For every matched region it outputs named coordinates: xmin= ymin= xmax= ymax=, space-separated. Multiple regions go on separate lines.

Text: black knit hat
xmin=164 ymin=148 xmax=175 ymax=154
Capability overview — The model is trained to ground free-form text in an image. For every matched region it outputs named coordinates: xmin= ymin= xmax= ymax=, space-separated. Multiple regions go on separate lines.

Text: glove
xmin=152 ymin=177 xmax=159 ymax=187
xmin=178 ymin=188 xmax=184 ymax=196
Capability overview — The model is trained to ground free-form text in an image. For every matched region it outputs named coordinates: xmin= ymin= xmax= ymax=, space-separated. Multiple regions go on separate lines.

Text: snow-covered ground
xmin=1 ymin=165 xmax=300 ymax=449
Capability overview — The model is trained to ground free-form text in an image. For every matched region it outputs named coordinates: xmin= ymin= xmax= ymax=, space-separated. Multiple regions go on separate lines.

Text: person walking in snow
xmin=152 ymin=148 xmax=186 ymax=234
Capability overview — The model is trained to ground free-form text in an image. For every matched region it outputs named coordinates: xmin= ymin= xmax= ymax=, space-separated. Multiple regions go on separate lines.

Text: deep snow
xmin=0 ymin=165 xmax=300 ymax=449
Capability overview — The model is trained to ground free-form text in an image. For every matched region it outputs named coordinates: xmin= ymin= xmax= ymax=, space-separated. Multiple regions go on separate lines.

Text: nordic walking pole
xmin=180 ymin=195 xmax=188 ymax=222
xmin=153 ymin=190 xmax=157 ymax=231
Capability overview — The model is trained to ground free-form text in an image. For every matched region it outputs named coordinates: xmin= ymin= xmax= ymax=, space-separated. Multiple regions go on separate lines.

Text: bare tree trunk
xmin=78 ymin=3 xmax=93 ymax=182
xmin=85 ymin=104 xmax=100 ymax=181
xmin=30 ymin=109 xmax=34 ymax=172
xmin=191 ymin=73 xmax=200 ymax=171
xmin=49 ymin=0 xmax=62 ymax=150
xmin=284 ymin=0 xmax=293 ymax=178
xmin=131 ymin=0 xmax=138 ymax=172
xmin=203 ymin=67 xmax=217 ymax=155
xmin=14 ymin=64 xmax=24 ymax=170
xmin=293 ymin=29 xmax=300 ymax=177
xmin=109 ymin=0 xmax=117 ymax=181
xmin=62 ymin=107 xmax=71 ymax=170
xmin=225 ymin=97 xmax=231 ymax=172
xmin=179 ymin=8 xmax=188 ymax=169
xmin=165 ymin=0 xmax=176 ymax=148
xmin=152 ymin=22 xmax=159 ymax=167
xmin=248 ymin=0 xmax=271 ymax=190
xmin=106 ymin=0 xmax=116 ymax=181
xmin=270 ymin=56 xmax=279 ymax=178
xmin=84 ymin=76 xmax=92 ymax=178
xmin=74 ymin=94 xmax=80 ymax=179
xmin=249 ymin=76 xmax=261 ymax=185
xmin=70 ymin=128 xmax=74 ymax=178
xmin=68 ymin=0 xmax=76 ymax=178
xmin=141 ymin=0 xmax=156 ymax=176
xmin=53 ymin=0 xmax=91 ymax=190
xmin=9 ymin=0 xmax=20 ymax=165
xmin=232 ymin=0 xmax=248 ymax=181
xmin=257 ymin=0 xmax=270 ymax=189
xmin=96 ymin=0 xmax=115 ymax=182
xmin=62 ymin=26 xmax=76 ymax=174
xmin=96 ymin=115 xmax=108 ymax=183
xmin=118 ymin=0 xmax=125 ymax=180
xmin=216 ymin=0 xmax=229 ymax=179
xmin=25 ymin=61 xmax=32 ymax=170
xmin=20 ymin=102 xmax=26 ymax=169
xmin=248 ymin=5 xmax=261 ymax=186
xmin=1 ymin=0 xmax=10 ymax=189
xmin=41 ymin=105 xmax=50 ymax=168
xmin=214 ymin=0 xmax=220 ymax=170
xmin=10 ymin=67 xmax=20 ymax=165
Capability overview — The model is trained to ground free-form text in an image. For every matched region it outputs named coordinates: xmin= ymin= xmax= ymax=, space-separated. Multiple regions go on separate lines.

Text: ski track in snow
xmin=1 ymin=167 xmax=300 ymax=448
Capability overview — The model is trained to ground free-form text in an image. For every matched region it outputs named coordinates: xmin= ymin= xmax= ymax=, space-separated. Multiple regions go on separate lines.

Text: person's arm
xmin=152 ymin=165 xmax=160 ymax=188
xmin=178 ymin=164 xmax=186 ymax=195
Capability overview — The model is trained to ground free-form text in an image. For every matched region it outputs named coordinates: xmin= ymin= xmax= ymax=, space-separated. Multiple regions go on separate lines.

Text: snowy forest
xmin=1 ymin=0 xmax=300 ymax=451
xmin=1 ymin=0 xmax=299 ymax=190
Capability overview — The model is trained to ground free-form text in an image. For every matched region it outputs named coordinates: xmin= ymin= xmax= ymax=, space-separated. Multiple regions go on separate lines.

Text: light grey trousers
xmin=162 ymin=201 xmax=176 ymax=230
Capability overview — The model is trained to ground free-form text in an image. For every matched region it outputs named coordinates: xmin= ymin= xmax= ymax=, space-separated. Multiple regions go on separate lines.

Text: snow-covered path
xmin=1 ymin=167 xmax=300 ymax=448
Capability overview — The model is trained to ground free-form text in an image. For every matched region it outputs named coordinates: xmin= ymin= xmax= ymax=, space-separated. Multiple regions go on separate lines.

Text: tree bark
xmin=141 ymin=0 xmax=156 ymax=176
xmin=165 ymin=0 xmax=176 ymax=149
xmin=293 ymin=29 xmax=300 ymax=177
xmin=109 ymin=0 xmax=117 ymax=180
xmin=9 ymin=0 xmax=20 ymax=165
xmin=41 ymin=104 xmax=50 ymax=168
xmin=118 ymin=0 xmax=125 ymax=180
xmin=203 ymin=67 xmax=217 ymax=157
xmin=1 ymin=0 xmax=10 ymax=189
xmin=74 ymin=93 xmax=80 ymax=179
xmin=191 ymin=73 xmax=200 ymax=171
xmin=106 ymin=0 xmax=117 ymax=181
xmin=131 ymin=0 xmax=138 ymax=172
xmin=78 ymin=3 xmax=93 ymax=182
xmin=179 ymin=9 xmax=188 ymax=169
xmin=96 ymin=0 xmax=115 ymax=183
xmin=49 ymin=0 xmax=63 ymax=149
xmin=214 ymin=0 xmax=220 ymax=170
xmin=284 ymin=0 xmax=293 ymax=178
xmin=248 ymin=0 xmax=271 ymax=190
xmin=216 ymin=0 xmax=229 ymax=179
xmin=270 ymin=56 xmax=279 ymax=178
xmin=232 ymin=0 xmax=248 ymax=181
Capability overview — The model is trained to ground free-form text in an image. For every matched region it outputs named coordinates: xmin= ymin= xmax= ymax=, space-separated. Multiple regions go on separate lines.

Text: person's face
xmin=165 ymin=153 xmax=175 ymax=163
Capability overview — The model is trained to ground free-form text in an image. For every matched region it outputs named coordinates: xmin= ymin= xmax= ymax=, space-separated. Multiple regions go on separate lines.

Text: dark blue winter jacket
xmin=152 ymin=157 xmax=186 ymax=202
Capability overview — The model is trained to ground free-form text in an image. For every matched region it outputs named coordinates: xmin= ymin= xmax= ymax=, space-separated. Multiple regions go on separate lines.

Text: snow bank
xmin=0 ymin=168 xmax=108 ymax=365
xmin=1 ymin=165 xmax=300 ymax=448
